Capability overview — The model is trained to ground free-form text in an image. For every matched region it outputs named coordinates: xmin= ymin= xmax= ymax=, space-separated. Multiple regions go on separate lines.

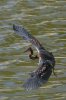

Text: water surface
xmin=0 ymin=0 xmax=66 ymax=100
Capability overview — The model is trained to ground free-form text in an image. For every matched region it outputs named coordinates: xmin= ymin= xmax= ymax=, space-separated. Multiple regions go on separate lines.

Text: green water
xmin=0 ymin=0 xmax=66 ymax=100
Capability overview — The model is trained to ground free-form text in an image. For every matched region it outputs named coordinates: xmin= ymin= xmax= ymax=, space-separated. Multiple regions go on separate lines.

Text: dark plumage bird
xmin=13 ymin=24 xmax=55 ymax=90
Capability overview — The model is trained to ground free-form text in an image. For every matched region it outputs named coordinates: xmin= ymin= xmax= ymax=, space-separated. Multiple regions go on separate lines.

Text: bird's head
xmin=24 ymin=47 xmax=33 ymax=55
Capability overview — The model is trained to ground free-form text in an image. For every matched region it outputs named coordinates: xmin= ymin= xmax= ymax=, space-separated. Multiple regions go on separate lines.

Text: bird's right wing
xmin=13 ymin=24 xmax=44 ymax=53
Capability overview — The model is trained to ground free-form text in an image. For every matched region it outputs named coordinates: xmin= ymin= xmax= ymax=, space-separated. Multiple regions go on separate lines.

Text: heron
xmin=13 ymin=24 xmax=55 ymax=90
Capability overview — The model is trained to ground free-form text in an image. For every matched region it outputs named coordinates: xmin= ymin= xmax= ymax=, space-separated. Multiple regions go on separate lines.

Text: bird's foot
xmin=52 ymin=68 xmax=57 ymax=77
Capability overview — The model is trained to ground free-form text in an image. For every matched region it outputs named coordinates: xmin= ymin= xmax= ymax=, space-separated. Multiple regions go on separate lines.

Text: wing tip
xmin=22 ymin=77 xmax=43 ymax=90
xmin=23 ymin=83 xmax=38 ymax=91
xmin=13 ymin=24 xmax=17 ymax=31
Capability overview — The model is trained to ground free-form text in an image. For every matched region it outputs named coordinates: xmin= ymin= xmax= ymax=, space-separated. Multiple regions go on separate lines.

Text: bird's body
xmin=13 ymin=25 xmax=55 ymax=90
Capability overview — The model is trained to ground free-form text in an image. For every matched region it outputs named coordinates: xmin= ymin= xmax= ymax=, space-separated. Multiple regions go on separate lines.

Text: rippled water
xmin=0 ymin=0 xmax=66 ymax=100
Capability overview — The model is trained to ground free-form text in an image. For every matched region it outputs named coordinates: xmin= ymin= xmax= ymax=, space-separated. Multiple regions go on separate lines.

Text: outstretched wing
xmin=13 ymin=24 xmax=54 ymax=90
xmin=13 ymin=24 xmax=44 ymax=53
xmin=23 ymin=75 xmax=46 ymax=90
xmin=23 ymin=61 xmax=52 ymax=90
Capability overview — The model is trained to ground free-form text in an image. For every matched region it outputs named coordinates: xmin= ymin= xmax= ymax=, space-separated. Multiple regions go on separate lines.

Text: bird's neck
xmin=29 ymin=54 xmax=38 ymax=60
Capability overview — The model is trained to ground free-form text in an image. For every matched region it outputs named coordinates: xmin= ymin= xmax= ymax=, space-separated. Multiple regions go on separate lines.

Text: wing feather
xmin=23 ymin=70 xmax=52 ymax=90
xmin=13 ymin=24 xmax=43 ymax=53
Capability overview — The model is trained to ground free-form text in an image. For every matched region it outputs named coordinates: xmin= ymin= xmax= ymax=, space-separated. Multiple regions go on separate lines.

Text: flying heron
xmin=13 ymin=24 xmax=55 ymax=90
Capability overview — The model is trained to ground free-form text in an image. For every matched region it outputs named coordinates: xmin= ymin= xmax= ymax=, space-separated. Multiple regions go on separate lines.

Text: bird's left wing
xmin=23 ymin=61 xmax=52 ymax=90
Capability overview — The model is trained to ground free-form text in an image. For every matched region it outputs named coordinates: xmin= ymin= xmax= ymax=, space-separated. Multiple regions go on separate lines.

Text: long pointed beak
xmin=24 ymin=48 xmax=29 ymax=53
xmin=23 ymin=47 xmax=33 ymax=55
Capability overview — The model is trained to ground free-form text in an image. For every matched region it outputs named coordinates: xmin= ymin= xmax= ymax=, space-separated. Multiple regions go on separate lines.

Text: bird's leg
xmin=52 ymin=67 xmax=57 ymax=77
xmin=24 ymin=47 xmax=38 ymax=60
